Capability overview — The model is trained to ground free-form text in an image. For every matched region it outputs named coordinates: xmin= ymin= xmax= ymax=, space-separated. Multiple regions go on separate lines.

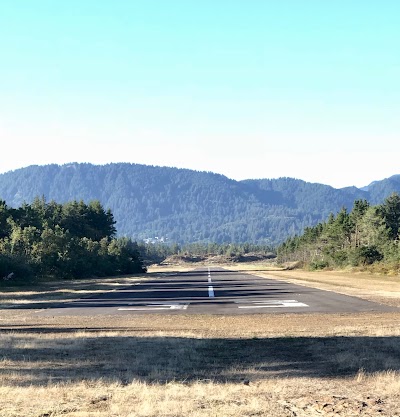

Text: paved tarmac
xmin=35 ymin=267 xmax=396 ymax=316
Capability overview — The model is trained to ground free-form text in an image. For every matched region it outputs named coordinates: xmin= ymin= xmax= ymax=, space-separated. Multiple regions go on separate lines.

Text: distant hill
xmin=0 ymin=163 xmax=399 ymax=245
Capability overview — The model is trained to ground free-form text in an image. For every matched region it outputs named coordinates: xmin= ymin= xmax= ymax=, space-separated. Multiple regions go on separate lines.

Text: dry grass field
xmin=1 ymin=265 xmax=400 ymax=416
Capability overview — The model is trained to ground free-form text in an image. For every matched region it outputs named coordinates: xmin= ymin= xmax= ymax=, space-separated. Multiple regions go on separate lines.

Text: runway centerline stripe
xmin=207 ymin=266 xmax=213 ymax=295
xmin=208 ymin=286 xmax=215 ymax=297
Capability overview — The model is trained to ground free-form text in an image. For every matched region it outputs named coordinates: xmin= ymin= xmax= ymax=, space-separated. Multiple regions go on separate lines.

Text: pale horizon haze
xmin=1 ymin=1 xmax=399 ymax=189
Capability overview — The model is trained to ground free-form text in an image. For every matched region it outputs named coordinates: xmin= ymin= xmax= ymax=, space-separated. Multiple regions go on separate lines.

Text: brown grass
xmin=2 ymin=267 xmax=400 ymax=416
xmin=2 ymin=311 xmax=400 ymax=416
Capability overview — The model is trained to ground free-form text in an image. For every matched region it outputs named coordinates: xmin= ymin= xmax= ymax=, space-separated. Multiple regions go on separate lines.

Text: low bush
xmin=0 ymin=254 xmax=35 ymax=285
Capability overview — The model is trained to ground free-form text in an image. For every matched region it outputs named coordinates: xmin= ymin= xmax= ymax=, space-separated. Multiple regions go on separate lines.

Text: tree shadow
xmin=1 ymin=331 xmax=399 ymax=386
xmin=1 ymin=273 xmax=305 ymax=310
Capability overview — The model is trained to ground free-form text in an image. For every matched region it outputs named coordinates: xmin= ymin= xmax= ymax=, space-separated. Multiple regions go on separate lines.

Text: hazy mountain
xmin=365 ymin=175 xmax=400 ymax=204
xmin=0 ymin=163 xmax=399 ymax=245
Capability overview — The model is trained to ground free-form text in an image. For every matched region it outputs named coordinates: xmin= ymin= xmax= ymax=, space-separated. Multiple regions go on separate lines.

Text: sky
xmin=0 ymin=1 xmax=399 ymax=189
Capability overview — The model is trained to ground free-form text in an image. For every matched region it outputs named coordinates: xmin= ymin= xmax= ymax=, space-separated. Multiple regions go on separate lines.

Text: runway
xmin=36 ymin=267 xmax=395 ymax=316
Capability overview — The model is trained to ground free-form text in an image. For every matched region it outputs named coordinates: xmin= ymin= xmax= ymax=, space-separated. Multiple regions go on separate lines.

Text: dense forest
xmin=0 ymin=198 xmax=145 ymax=283
xmin=277 ymin=193 xmax=400 ymax=272
xmin=1 ymin=163 xmax=400 ymax=245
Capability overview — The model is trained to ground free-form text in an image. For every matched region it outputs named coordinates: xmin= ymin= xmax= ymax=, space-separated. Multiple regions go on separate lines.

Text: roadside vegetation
xmin=277 ymin=192 xmax=400 ymax=273
xmin=0 ymin=197 xmax=145 ymax=285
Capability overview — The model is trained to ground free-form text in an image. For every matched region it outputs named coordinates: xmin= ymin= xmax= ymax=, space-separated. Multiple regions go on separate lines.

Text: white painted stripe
xmin=207 ymin=266 xmax=212 ymax=283
xmin=234 ymin=299 xmax=298 ymax=304
xmin=238 ymin=301 xmax=308 ymax=309
xmin=238 ymin=304 xmax=308 ymax=309
xmin=119 ymin=307 xmax=172 ymax=310
xmin=208 ymin=286 xmax=215 ymax=297
xmin=118 ymin=303 xmax=189 ymax=311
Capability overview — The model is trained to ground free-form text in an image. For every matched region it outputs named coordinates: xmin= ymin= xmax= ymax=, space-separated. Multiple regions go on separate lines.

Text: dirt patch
xmin=280 ymin=394 xmax=393 ymax=416
xmin=158 ymin=253 xmax=276 ymax=266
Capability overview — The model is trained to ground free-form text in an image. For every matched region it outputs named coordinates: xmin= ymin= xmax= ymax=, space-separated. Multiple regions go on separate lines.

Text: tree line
xmin=277 ymin=193 xmax=400 ymax=271
xmin=137 ymin=241 xmax=275 ymax=265
xmin=0 ymin=197 xmax=145 ymax=284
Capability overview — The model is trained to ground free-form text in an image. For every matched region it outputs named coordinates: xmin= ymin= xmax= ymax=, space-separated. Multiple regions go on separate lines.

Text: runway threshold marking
xmin=236 ymin=299 xmax=309 ymax=309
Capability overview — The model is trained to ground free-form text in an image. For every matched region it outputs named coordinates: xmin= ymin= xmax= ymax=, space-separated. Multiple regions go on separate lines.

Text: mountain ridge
xmin=0 ymin=162 xmax=399 ymax=245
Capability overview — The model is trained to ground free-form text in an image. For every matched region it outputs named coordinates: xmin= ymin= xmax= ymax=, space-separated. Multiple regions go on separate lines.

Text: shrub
xmin=309 ymin=259 xmax=330 ymax=270
xmin=350 ymin=246 xmax=384 ymax=266
xmin=0 ymin=254 xmax=35 ymax=285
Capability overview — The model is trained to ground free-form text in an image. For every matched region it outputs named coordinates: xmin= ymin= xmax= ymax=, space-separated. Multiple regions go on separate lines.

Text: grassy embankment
xmin=1 ymin=265 xmax=400 ymax=416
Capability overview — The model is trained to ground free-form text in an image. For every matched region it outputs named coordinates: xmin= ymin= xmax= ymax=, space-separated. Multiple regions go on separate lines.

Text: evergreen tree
xmin=0 ymin=198 xmax=145 ymax=283
xmin=379 ymin=193 xmax=400 ymax=240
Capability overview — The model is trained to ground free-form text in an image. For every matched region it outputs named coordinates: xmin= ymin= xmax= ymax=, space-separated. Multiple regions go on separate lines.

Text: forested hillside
xmin=278 ymin=194 xmax=400 ymax=271
xmin=0 ymin=163 xmax=400 ymax=245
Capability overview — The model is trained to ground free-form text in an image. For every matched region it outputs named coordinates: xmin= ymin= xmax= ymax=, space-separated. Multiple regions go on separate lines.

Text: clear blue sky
xmin=0 ymin=1 xmax=399 ymax=188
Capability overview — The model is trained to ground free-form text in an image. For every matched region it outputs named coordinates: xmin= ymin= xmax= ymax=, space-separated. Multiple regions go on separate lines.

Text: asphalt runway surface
xmin=36 ymin=267 xmax=396 ymax=316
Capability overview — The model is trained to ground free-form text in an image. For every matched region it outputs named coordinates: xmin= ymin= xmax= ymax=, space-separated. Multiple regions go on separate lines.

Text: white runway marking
xmin=236 ymin=299 xmax=309 ymax=309
xmin=207 ymin=267 xmax=214 ymax=294
xmin=118 ymin=303 xmax=189 ymax=311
